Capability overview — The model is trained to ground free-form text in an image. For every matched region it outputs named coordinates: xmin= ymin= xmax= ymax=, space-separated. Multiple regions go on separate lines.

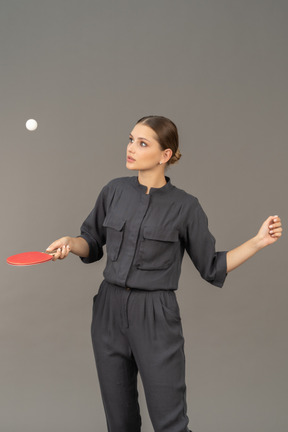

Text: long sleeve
xmin=184 ymin=199 xmax=227 ymax=288
xmin=78 ymin=185 xmax=108 ymax=263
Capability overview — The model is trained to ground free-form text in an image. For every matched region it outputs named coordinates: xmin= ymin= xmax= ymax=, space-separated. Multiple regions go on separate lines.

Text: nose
xmin=127 ymin=141 xmax=136 ymax=153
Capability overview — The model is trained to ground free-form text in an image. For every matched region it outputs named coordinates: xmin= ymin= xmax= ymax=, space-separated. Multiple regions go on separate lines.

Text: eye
xmin=140 ymin=141 xmax=147 ymax=147
xmin=129 ymin=137 xmax=134 ymax=143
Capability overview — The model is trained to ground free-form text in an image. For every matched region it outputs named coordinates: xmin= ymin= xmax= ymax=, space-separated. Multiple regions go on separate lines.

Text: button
xmin=126 ymin=287 xmax=131 ymax=291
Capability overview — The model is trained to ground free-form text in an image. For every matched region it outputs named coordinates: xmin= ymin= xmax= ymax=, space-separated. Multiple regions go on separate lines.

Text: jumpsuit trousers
xmin=91 ymin=280 xmax=192 ymax=432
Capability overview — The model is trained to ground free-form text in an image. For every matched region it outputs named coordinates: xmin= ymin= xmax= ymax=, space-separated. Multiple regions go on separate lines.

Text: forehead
xmin=130 ymin=123 xmax=158 ymax=141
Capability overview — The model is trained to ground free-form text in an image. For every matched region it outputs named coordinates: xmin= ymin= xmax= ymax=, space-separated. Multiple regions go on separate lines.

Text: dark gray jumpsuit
xmin=79 ymin=176 xmax=227 ymax=432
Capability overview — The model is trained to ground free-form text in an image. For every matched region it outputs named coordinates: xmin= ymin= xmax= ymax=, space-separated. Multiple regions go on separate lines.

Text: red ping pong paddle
xmin=7 ymin=251 xmax=57 ymax=266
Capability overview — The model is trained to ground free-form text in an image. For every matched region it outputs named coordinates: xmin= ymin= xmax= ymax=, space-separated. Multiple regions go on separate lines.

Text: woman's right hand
xmin=46 ymin=236 xmax=72 ymax=261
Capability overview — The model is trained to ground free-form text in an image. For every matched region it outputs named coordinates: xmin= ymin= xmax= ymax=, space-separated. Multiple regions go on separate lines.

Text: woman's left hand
xmin=256 ymin=215 xmax=283 ymax=248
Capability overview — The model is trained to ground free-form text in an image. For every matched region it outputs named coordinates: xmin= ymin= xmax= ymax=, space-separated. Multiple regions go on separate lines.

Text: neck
xmin=138 ymin=170 xmax=167 ymax=194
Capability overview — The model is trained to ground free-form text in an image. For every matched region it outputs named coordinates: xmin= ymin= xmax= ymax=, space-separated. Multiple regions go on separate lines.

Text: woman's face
xmin=126 ymin=123 xmax=170 ymax=171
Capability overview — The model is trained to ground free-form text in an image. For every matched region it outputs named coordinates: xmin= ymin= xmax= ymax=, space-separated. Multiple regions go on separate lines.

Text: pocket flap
xmin=143 ymin=226 xmax=178 ymax=242
xmin=103 ymin=215 xmax=125 ymax=231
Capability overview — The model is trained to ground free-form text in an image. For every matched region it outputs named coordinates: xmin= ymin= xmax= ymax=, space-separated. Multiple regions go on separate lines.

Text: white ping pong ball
xmin=26 ymin=119 xmax=38 ymax=131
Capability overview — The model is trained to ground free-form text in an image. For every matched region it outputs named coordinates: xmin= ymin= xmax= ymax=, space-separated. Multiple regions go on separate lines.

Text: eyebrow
xmin=129 ymin=133 xmax=151 ymax=143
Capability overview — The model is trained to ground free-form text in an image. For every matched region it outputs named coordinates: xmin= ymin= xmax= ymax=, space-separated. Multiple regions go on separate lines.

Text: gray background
xmin=1 ymin=1 xmax=287 ymax=431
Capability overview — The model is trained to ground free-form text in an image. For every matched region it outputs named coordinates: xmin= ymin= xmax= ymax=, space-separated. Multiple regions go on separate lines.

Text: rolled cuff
xmin=76 ymin=234 xmax=102 ymax=264
xmin=211 ymin=251 xmax=227 ymax=288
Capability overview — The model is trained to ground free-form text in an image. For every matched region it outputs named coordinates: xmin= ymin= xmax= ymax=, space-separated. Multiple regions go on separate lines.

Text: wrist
xmin=252 ymin=234 xmax=267 ymax=251
xmin=68 ymin=236 xmax=76 ymax=252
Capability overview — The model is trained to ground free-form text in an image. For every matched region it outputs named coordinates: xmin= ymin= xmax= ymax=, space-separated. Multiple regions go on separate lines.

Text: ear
xmin=161 ymin=148 xmax=173 ymax=164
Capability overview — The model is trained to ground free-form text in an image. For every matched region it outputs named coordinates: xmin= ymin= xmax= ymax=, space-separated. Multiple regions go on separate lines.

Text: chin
xmin=126 ymin=163 xmax=138 ymax=171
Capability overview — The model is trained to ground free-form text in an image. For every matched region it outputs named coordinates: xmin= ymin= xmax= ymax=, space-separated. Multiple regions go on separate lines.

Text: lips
xmin=127 ymin=156 xmax=136 ymax=162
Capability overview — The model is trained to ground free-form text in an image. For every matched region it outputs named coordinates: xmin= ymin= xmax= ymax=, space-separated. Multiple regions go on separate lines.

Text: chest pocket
xmin=136 ymin=226 xmax=179 ymax=270
xmin=103 ymin=215 xmax=125 ymax=261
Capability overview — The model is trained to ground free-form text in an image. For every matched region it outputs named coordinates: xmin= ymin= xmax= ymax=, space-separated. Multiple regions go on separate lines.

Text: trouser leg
xmin=127 ymin=289 xmax=191 ymax=432
xmin=91 ymin=281 xmax=141 ymax=432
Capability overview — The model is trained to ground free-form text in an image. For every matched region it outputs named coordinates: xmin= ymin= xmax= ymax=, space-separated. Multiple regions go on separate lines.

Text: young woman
xmin=47 ymin=116 xmax=282 ymax=432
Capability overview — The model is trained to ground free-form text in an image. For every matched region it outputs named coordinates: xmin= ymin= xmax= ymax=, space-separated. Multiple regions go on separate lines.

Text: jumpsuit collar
xmin=132 ymin=176 xmax=173 ymax=195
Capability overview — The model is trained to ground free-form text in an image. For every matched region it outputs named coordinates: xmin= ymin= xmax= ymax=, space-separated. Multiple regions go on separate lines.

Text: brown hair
xmin=136 ymin=115 xmax=182 ymax=165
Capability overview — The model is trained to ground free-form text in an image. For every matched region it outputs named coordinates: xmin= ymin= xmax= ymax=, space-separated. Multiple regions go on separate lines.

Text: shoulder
xmin=170 ymin=184 xmax=209 ymax=227
xmin=170 ymin=183 xmax=200 ymax=209
xmin=104 ymin=176 xmax=134 ymax=190
xmin=106 ymin=176 xmax=134 ymax=186
xmin=99 ymin=177 xmax=135 ymax=197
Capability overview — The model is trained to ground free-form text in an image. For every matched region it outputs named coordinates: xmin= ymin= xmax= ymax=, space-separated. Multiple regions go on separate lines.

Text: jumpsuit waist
xmin=96 ymin=279 xmax=181 ymax=331
xmin=103 ymin=279 xmax=176 ymax=293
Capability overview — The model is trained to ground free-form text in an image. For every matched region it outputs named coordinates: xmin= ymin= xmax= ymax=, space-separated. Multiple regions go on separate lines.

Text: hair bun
xmin=169 ymin=149 xmax=182 ymax=165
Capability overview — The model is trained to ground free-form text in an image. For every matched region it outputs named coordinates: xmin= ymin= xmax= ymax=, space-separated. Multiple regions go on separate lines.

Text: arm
xmin=184 ymin=199 xmax=228 ymax=287
xmin=227 ymin=215 xmax=282 ymax=273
